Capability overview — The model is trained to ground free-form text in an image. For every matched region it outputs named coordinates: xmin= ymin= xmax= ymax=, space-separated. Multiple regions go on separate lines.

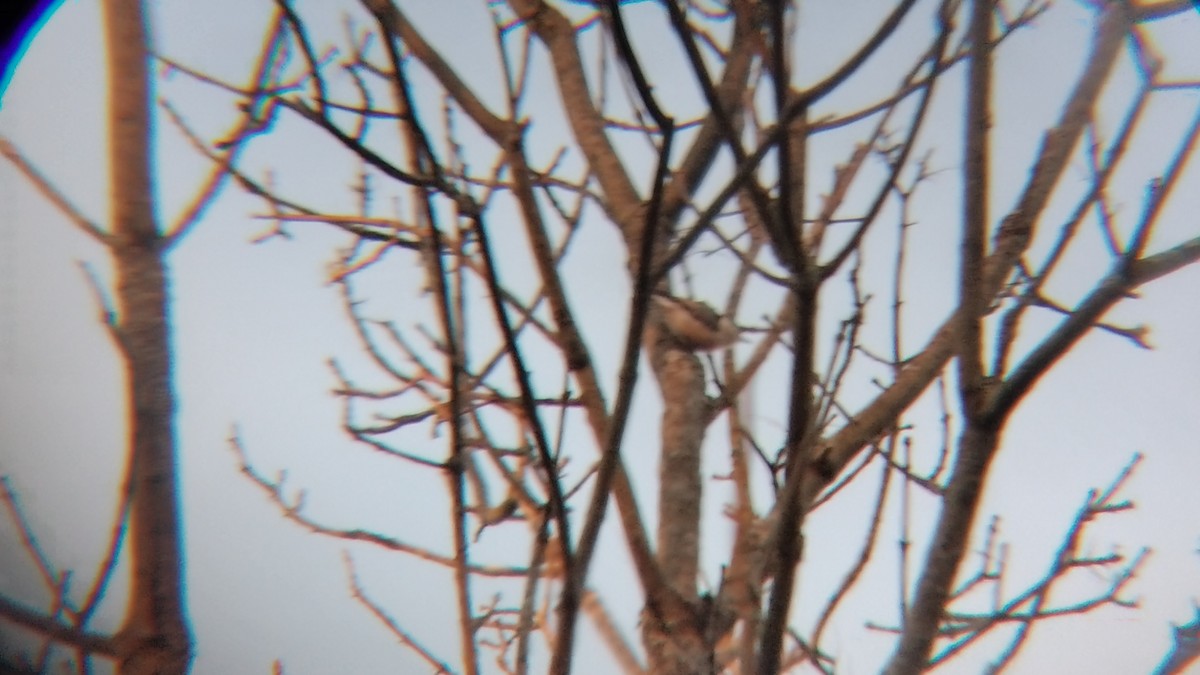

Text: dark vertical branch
xmin=801 ymin=0 xmax=1132 ymax=517
xmin=958 ymin=0 xmax=992 ymax=413
xmin=770 ymin=3 xmax=800 ymax=272
xmin=469 ymin=206 xmax=575 ymax=553
xmin=885 ymin=3 xmax=997 ymax=671
xmin=757 ymin=2 xmax=820 ymax=672
xmin=428 ymin=222 xmax=478 ymax=675
xmin=370 ymin=3 xmax=581 ymax=602
xmin=883 ymin=425 xmax=1000 ymax=675
xmin=553 ymin=4 xmax=680 ymax=672
xmin=661 ymin=0 xmax=779 ymax=265
xmin=506 ymin=0 xmax=645 ymax=235
xmin=498 ymin=134 xmax=667 ymax=671
xmin=373 ymin=25 xmax=479 ymax=675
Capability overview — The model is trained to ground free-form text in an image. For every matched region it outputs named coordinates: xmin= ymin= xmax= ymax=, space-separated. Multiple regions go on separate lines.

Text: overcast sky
xmin=2 ymin=1 xmax=1199 ymax=673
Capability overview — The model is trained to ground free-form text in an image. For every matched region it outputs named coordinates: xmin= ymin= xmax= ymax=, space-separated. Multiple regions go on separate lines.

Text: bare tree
xmin=0 ymin=0 xmax=217 ymax=672
xmin=5 ymin=0 xmax=1200 ymax=673
xmin=160 ymin=0 xmax=1200 ymax=672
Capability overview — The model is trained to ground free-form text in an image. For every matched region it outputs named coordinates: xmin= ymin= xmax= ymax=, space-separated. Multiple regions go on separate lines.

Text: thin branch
xmin=343 ymin=553 xmax=456 ymax=673
xmin=0 ymin=139 xmax=109 ymax=245
xmin=229 ymin=432 xmax=526 ymax=578
xmin=989 ymin=235 xmax=1200 ymax=421
xmin=162 ymin=11 xmax=290 ymax=247
xmin=0 ymin=594 xmax=118 ymax=658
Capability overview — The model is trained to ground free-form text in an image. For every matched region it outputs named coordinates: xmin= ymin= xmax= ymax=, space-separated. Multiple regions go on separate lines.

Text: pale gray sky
xmin=2 ymin=1 xmax=1199 ymax=673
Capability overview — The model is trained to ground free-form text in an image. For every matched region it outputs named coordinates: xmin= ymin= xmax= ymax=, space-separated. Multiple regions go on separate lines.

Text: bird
xmin=651 ymin=292 xmax=738 ymax=351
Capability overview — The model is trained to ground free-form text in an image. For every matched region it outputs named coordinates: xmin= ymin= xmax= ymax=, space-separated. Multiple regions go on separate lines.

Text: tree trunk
xmin=643 ymin=333 xmax=712 ymax=674
xmin=103 ymin=0 xmax=192 ymax=672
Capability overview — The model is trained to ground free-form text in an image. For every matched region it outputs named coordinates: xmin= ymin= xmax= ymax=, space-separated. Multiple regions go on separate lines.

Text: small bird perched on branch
xmin=652 ymin=292 xmax=738 ymax=351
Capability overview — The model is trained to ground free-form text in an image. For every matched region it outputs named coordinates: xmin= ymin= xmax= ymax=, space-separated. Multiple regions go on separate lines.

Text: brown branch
xmin=797 ymin=0 xmax=921 ymax=107
xmin=104 ymin=1 xmax=192 ymax=670
xmin=229 ymin=432 xmax=527 ymax=578
xmin=1132 ymin=0 xmax=1200 ymax=21
xmin=162 ymin=11 xmax=290 ymax=248
xmin=880 ymin=6 xmax=1001 ymax=663
xmin=343 ymin=553 xmax=456 ymax=673
xmin=555 ymin=4 xmax=684 ymax=668
xmin=513 ymin=517 xmax=548 ymax=675
xmin=806 ymin=1 xmax=1046 ymax=137
xmin=0 ymin=139 xmax=109 ymax=245
xmin=74 ymin=468 xmax=133 ymax=627
xmin=992 ymin=81 xmax=1151 ymax=375
xmin=659 ymin=1 xmax=755 ymax=230
xmin=957 ymin=0 xmax=993 ymax=418
xmin=506 ymin=0 xmax=644 ymax=236
xmin=659 ymin=0 xmax=778 ymax=270
xmin=468 ymin=208 xmax=575 ymax=572
xmin=798 ymin=0 xmax=1133 ymax=522
xmin=0 ymin=477 xmax=74 ymax=610
xmin=818 ymin=17 xmax=949 ymax=280
xmin=158 ymin=98 xmax=357 ymax=235
xmin=582 ymin=590 xmax=647 ymax=675
xmin=0 ymin=595 xmax=118 ymax=658
xmin=275 ymin=0 xmax=327 ymax=116
xmin=809 ymin=446 xmax=892 ymax=661
xmin=882 ymin=424 xmax=1000 ymax=675
xmin=382 ymin=43 xmax=479 ymax=673
xmin=252 ymin=213 xmax=421 ymax=248
xmin=283 ymin=99 xmax=434 ymax=188
xmin=975 ymin=456 xmax=1143 ymax=670
xmin=989 ymin=235 xmax=1200 ymax=421
xmin=361 ymin=0 xmax=512 ymax=140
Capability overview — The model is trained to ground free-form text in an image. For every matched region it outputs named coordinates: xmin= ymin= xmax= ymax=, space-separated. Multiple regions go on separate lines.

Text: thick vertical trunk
xmin=644 ymin=338 xmax=711 ymax=674
xmin=103 ymin=0 xmax=192 ymax=672
xmin=654 ymin=347 xmax=706 ymax=597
